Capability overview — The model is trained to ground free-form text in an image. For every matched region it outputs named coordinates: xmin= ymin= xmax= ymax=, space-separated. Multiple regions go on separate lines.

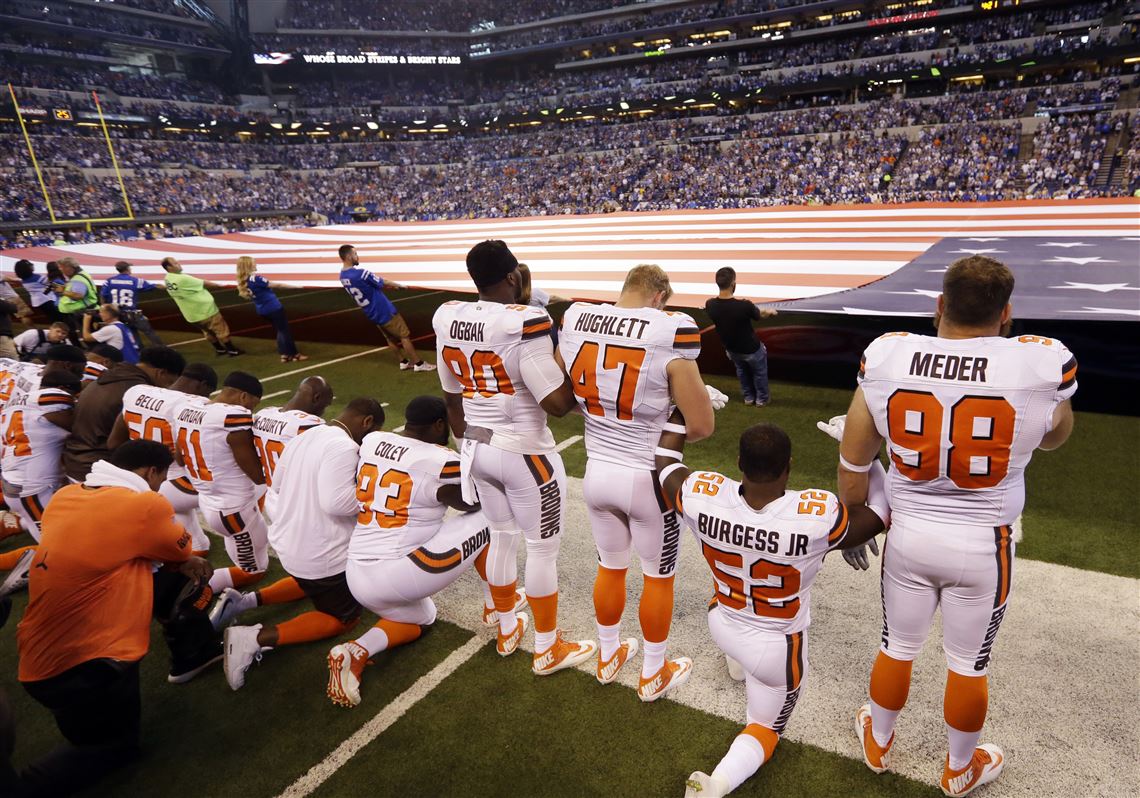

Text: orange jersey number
xmin=356 ymin=464 xmax=413 ymax=529
xmin=253 ymin=437 xmax=287 ymax=488
xmin=440 ymin=346 xmax=515 ymax=399
xmin=176 ymin=428 xmax=213 ymax=482
xmin=123 ymin=410 xmax=175 ymax=451
xmin=701 ymin=543 xmax=803 ymax=619
xmin=886 ymin=390 xmax=1015 ymax=489
xmin=568 ymin=342 xmax=646 ymax=421
xmin=2 ymin=411 xmax=30 ymax=458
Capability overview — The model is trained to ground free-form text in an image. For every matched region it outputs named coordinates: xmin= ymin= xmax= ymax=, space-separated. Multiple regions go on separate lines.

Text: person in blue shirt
xmin=337 ymin=244 xmax=434 ymax=372
xmin=235 ymin=256 xmax=307 ymax=363
xmin=99 ymin=261 xmax=164 ymax=346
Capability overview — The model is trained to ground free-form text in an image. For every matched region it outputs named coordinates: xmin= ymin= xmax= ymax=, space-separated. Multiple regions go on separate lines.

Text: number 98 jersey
xmin=677 ymin=471 xmax=850 ymax=635
xmin=858 ymin=332 xmax=1077 ymax=527
xmin=252 ymin=407 xmax=323 ymax=488
xmin=559 ymin=302 xmax=700 ymax=470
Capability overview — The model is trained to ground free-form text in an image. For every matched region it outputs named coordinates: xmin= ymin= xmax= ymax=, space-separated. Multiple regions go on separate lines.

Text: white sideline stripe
xmin=554 ymin=434 xmax=583 ymax=452
xmin=261 ymin=389 xmax=289 ymax=400
xmin=393 ymin=424 xmax=405 ymax=433
xmin=275 ymin=635 xmax=487 ymax=798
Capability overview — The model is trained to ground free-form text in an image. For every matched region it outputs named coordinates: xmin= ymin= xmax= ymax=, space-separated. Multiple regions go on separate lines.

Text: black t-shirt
xmin=705 ymin=297 xmax=760 ymax=354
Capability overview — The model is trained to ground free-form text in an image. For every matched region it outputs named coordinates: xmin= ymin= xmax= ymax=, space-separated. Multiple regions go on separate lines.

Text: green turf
xmin=313 ymin=645 xmax=937 ymax=798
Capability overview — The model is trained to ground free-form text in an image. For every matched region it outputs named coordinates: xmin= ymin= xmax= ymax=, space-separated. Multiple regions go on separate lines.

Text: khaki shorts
xmin=378 ymin=313 xmax=410 ymax=342
xmin=194 ymin=312 xmax=231 ymax=342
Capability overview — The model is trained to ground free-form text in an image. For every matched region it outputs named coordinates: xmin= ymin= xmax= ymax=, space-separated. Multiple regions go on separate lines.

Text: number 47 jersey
xmin=858 ymin=332 xmax=1078 ymax=527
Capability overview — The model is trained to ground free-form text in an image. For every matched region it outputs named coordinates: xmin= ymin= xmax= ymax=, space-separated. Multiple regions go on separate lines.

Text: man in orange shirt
xmin=2 ymin=440 xmax=215 ymax=797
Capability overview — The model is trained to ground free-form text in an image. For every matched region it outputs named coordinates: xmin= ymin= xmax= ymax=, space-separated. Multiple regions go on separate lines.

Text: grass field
xmin=1 ymin=286 xmax=1136 ymax=798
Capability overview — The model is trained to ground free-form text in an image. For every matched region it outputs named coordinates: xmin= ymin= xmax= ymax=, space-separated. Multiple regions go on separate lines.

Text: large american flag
xmin=3 ymin=199 xmax=1136 ymax=310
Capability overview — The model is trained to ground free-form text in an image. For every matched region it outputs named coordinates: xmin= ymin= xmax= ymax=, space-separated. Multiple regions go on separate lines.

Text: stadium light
xmin=270 ymin=122 xmax=283 ymax=129
xmin=413 ymin=119 xmax=427 ymax=124
xmin=1125 ymin=56 xmax=1140 ymax=64
xmin=290 ymin=122 xmax=302 ymax=129
xmin=619 ymin=102 xmax=629 ymax=110
xmin=366 ymin=121 xmax=379 ymax=130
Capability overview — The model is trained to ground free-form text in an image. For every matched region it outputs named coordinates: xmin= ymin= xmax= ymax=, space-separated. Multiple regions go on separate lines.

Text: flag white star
xmin=1050 ymin=282 xmax=1140 ymax=293
xmin=1066 ymin=307 xmax=1140 ymax=317
xmin=888 ymin=289 xmax=942 ymax=298
xmin=1047 ymin=256 xmax=1118 ymax=265
xmin=1038 ymin=241 xmax=1093 ymax=248
xmin=950 ymin=248 xmax=1005 ymax=255
xmin=961 ymin=237 xmax=1004 ymax=242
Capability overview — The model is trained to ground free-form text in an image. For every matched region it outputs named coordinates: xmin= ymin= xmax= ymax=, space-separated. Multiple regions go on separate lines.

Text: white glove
xmin=816 ymin=414 xmax=846 ymax=442
xmin=843 ymin=537 xmax=880 ymax=570
xmin=705 ymin=384 xmax=729 ymax=411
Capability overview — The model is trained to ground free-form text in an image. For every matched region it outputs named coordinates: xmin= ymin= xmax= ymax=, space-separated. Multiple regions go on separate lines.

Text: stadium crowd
xmin=5 ymin=0 xmax=220 ymax=48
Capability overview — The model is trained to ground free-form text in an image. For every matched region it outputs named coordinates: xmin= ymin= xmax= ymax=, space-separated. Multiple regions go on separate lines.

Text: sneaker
xmin=327 ymin=641 xmax=370 ymax=708
xmin=496 ymin=612 xmax=529 ymax=657
xmin=0 ymin=549 xmax=36 ymax=598
xmin=413 ymin=362 xmax=437 ymax=372
xmin=742 ymin=398 xmax=755 ymax=406
xmin=683 ymin=771 xmax=729 ymax=798
xmin=941 ymin=744 xmax=1004 ymax=797
xmin=213 ymin=348 xmax=228 ymax=357
xmin=168 ymin=642 xmax=223 ymax=684
xmin=226 ymin=347 xmax=244 ymax=357
xmin=596 ymin=638 xmax=639 ymax=685
xmin=399 ymin=360 xmax=412 ymax=370
xmin=223 ymin=624 xmax=264 ymax=690
xmin=533 ymin=632 xmax=597 ymax=676
xmin=755 ymin=400 xmax=770 ymax=408
xmin=482 ymin=589 xmax=528 ymax=627
xmin=725 ymin=655 xmax=745 ymax=682
xmin=638 ymin=657 xmax=693 ymax=702
xmin=856 ymin=704 xmax=893 ymax=774
xmin=0 ymin=511 xmax=23 ymax=541
xmin=208 ymin=587 xmax=246 ymax=631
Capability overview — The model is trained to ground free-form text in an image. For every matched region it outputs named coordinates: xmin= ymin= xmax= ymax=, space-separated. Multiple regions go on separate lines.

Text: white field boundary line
xmin=276 ymin=635 xmax=487 ymax=798
xmin=554 ymin=434 xmax=583 ymax=452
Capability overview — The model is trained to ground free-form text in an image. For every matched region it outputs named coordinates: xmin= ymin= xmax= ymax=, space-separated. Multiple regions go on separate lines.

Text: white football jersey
xmin=677 ymin=471 xmax=850 ymax=635
xmin=171 ymin=400 xmax=258 ymax=512
xmin=859 ymin=332 xmax=1078 ymax=527
xmin=0 ymin=358 xmax=21 ymax=408
xmin=347 ymin=432 xmax=462 ymax=561
xmin=121 ymin=385 xmax=206 ymax=482
xmin=4 ymin=363 xmax=43 ymax=411
xmin=0 ymin=386 xmax=75 ymax=494
xmin=432 ymin=300 xmax=562 ymax=454
xmin=559 ymin=302 xmax=700 ymax=470
xmin=252 ymin=406 xmax=324 ymax=488
xmin=82 ymin=361 xmax=107 ymax=385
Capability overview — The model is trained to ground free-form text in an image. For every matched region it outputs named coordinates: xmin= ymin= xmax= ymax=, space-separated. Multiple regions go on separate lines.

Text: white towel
xmin=459 ymin=437 xmax=480 ymax=506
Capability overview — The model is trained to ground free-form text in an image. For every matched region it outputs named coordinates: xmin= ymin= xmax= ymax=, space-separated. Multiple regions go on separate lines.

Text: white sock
xmin=870 ymin=700 xmax=900 ymax=749
xmin=237 ymin=591 xmax=259 ymax=613
xmin=946 ymin=724 xmax=982 ymax=772
xmin=498 ymin=609 xmax=518 ymax=636
xmin=208 ymin=568 xmax=233 ymax=593
xmin=711 ymin=733 xmax=766 ymax=792
xmin=480 ymin=580 xmax=495 ymax=612
xmin=642 ymin=639 xmax=667 ymax=679
xmin=597 ymin=622 xmax=621 ymax=662
xmin=534 ymin=629 xmax=556 ymax=653
xmin=356 ymin=627 xmax=389 ymax=657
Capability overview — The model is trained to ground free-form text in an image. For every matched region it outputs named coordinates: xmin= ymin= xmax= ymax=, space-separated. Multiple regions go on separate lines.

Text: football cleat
xmin=638 ymin=657 xmax=693 ymax=702
xmin=941 ymin=744 xmax=1004 ymax=797
xmin=725 ymin=655 xmax=745 ymax=682
xmin=482 ymin=589 xmax=528 ymax=627
xmin=168 ymin=643 xmax=223 ymax=684
xmin=533 ymin=631 xmax=596 ymax=676
xmin=209 ymin=587 xmax=247 ymax=631
xmin=596 ymin=638 xmax=639 ymax=685
xmin=413 ymin=362 xmax=437 ymax=372
xmin=0 ymin=549 xmax=36 ymax=598
xmin=223 ymin=624 xmax=265 ymax=691
xmin=856 ymin=704 xmax=893 ymax=774
xmin=496 ymin=612 xmax=529 ymax=657
xmin=0 ymin=511 xmax=24 ymax=541
xmin=327 ymin=641 xmax=370 ymax=708
xmin=683 ymin=771 xmax=729 ymax=798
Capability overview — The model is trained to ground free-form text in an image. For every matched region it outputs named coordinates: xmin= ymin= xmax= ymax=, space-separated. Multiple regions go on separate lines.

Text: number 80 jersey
xmin=858 ymin=332 xmax=1078 ymax=527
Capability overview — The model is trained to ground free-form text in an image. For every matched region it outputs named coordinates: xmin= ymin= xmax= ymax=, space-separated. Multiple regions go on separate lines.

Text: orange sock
xmin=529 ymin=591 xmax=558 ymax=634
xmin=375 ymin=618 xmax=422 ymax=650
xmin=593 ymin=566 xmax=627 ymax=626
xmin=741 ymin=723 xmax=780 ymax=762
xmin=474 ymin=547 xmax=489 ymax=581
xmin=489 ymin=580 xmax=519 ymax=614
xmin=870 ymin=650 xmax=913 ymax=711
xmin=944 ymin=671 xmax=988 ymax=732
xmin=228 ymin=567 xmax=266 ymax=590
xmin=639 ymin=574 xmax=675 ymax=643
xmin=275 ymin=611 xmax=358 ymax=646
xmin=0 ymin=546 xmax=35 ymax=571
xmin=256 ymin=576 xmax=306 ymax=606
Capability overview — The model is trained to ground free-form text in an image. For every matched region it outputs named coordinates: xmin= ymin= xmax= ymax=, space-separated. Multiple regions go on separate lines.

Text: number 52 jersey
xmin=858 ymin=332 xmax=1077 ymax=526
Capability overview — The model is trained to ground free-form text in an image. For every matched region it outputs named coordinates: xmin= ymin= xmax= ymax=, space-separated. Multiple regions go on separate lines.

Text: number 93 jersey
xmin=432 ymin=301 xmax=562 ymax=454
xmin=858 ymin=332 xmax=1078 ymax=527
xmin=348 ymin=431 xmax=462 ymax=562
xmin=677 ymin=471 xmax=850 ymax=636
xmin=559 ymin=302 xmax=700 ymax=470
xmin=252 ymin=407 xmax=324 ymax=488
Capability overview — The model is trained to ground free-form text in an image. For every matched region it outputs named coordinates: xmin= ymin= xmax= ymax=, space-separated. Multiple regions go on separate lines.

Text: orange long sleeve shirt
xmin=17 ymin=484 xmax=192 ymax=683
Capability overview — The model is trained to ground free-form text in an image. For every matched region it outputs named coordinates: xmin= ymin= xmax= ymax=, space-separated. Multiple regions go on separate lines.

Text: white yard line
xmin=261 ymin=389 xmax=290 ymax=400
xmin=393 ymin=425 xmax=406 ymax=433
xmin=276 ymin=635 xmax=486 ymax=798
xmin=554 ymin=434 xmax=583 ymax=452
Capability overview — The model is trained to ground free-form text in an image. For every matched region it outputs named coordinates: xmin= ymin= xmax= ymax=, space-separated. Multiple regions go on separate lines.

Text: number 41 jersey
xmin=859 ymin=332 xmax=1077 ymax=526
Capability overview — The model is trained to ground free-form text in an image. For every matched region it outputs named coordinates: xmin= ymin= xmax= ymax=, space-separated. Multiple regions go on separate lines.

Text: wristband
xmin=659 ymin=462 xmax=685 ymax=484
xmin=839 ymin=454 xmax=874 ymax=473
xmin=655 ymin=447 xmax=682 ymax=461
xmin=662 ymin=422 xmax=687 ymax=435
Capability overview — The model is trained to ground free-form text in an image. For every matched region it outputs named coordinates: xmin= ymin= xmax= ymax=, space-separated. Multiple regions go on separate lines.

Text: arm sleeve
xmin=439 ymin=457 xmax=462 ymax=485
xmin=92 ymin=325 xmax=122 ymax=348
xmin=517 ymin=335 xmax=567 ymax=402
xmin=13 ymin=330 xmax=34 ymax=351
xmin=100 ymin=283 xmax=111 ymax=302
xmin=671 ymin=313 xmax=701 ymax=360
xmin=1056 ymin=343 xmax=1078 ymax=401
xmin=137 ymin=494 xmax=193 ymax=562
xmin=139 ymin=279 xmax=156 ymax=292
xmin=317 ymin=440 xmax=363 ymax=517
xmin=826 ymin=494 xmax=851 ymax=551
xmin=0 ymin=283 xmax=18 ymax=302
xmin=748 ymin=301 xmax=761 ymax=321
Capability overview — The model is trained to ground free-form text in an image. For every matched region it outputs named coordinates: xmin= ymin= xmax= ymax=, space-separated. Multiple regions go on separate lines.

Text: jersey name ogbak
xmin=448 ymin=321 xmax=485 ymax=342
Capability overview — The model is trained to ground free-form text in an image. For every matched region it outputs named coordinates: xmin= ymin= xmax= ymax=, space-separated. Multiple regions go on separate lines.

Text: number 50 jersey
xmin=858 ymin=332 xmax=1077 ymax=527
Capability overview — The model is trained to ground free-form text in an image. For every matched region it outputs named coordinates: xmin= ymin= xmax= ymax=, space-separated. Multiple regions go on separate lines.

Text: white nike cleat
xmin=223 ymin=624 xmax=265 ymax=691
xmin=639 ymin=657 xmax=693 ymax=702
xmin=0 ymin=549 xmax=36 ymax=598
xmin=533 ymin=632 xmax=597 ymax=676
xmin=725 ymin=655 xmax=745 ymax=682
xmin=596 ymin=638 xmax=638 ymax=685
xmin=327 ymin=641 xmax=370 ymax=708
xmin=482 ymin=589 xmax=528 ymax=627
xmin=856 ymin=703 xmax=893 ymax=774
xmin=683 ymin=771 xmax=729 ymax=797
xmin=209 ymin=587 xmax=247 ymax=631
xmin=413 ymin=362 xmax=437 ymax=372
xmin=941 ymin=744 xmax=1004 ymax=797
xmin=496 ymin=612 xmax=529 ymax=657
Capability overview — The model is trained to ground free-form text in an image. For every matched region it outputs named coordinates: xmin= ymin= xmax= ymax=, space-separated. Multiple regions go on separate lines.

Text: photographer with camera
xmin=81 ymin=305 xmax=141 ymax=365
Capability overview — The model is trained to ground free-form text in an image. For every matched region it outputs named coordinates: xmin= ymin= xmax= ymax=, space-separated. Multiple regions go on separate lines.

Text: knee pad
xmin=487 ymin=529 xmax=521 ymax=586
xmin=597 ymin=546 xmax=631 ymax=571
xmin=525 ymin=534 xmax=561 ymax=565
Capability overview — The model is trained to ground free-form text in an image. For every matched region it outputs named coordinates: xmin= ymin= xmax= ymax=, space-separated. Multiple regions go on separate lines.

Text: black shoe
xmin=213 ymin=348 xmax=228 ymax=357
xmin=168 ymin=641 xmax=223 ymax=685
xmin=225 ymin=347 xmax=244 ymax=357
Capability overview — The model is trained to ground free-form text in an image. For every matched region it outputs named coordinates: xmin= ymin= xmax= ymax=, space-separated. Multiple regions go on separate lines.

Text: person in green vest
xmin=51 ymin=258 xmax=98 ymax=346
xmin=160 ymin=257 xmax=243 ymax=357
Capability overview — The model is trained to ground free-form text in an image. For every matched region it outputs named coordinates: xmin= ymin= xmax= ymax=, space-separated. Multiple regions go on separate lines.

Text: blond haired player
xmin=171 ymin=371 xmax=269 ymax=593
xmin=327 ymin=396 xmax=497 ymax=707
xmin=654 ymin=419 xmax=887 ymax=797
xmin=432 ymin=240 xmax=594 ymax=675
xmin=559 ymin=264 xmax=723 ymax=700
xmin=840 ymin=256 xmax=1076 ymax=797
